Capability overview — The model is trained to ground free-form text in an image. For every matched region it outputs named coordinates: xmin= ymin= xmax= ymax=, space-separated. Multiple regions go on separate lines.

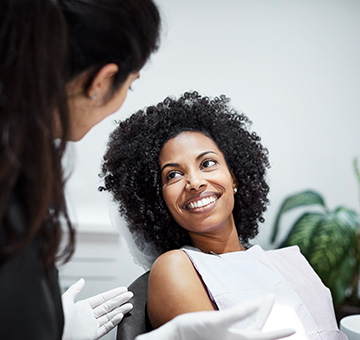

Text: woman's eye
xmin=202 ymin=159 xmax=217 ymax=168
xmin=166 ymin=171 xmax=182 ymax=180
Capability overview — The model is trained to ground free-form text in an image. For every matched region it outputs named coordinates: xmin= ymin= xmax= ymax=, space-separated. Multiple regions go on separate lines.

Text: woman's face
xmin=159 ymin=131 xmax=237 ymax=238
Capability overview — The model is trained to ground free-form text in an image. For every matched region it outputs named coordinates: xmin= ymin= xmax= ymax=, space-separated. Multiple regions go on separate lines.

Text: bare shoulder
xmin=147 ymin=249 xmax=214 ymax=329
xmin=150 ymin=249 xmax=192 ymax=277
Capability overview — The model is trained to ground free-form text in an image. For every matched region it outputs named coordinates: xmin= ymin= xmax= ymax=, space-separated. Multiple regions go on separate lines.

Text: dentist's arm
xmin=136 ymin=295 xmax=295 ymax=340
xmin=62 ymin=278 xmax=133 ymax=340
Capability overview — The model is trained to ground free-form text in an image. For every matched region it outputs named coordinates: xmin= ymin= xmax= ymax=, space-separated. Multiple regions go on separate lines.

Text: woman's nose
xmin=185 ymin=172 xmax=206 ymax=191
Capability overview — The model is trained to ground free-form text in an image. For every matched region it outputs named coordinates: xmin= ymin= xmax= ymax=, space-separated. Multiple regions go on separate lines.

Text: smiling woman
xmin=100 ymin=91 xmax=345 ymax=338
xmin=101 ymin=91 xmax=270 ymax=254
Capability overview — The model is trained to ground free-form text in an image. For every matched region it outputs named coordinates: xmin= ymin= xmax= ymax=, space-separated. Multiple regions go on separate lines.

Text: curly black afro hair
xmin=100 ymin=91 xmax=270 ymax=255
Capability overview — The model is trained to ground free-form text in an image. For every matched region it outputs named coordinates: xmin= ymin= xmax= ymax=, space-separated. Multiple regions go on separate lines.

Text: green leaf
xmin=304 ymin=208 xmax=359 ymax=306
xmin=308 ymin=215 xmax=355 ymax=279
xmin=326 ymin=253 xmax=356 ymax=307
xmin=271 ymin=190 xmax=326 ymax=243
xmin=334 ymin=206 xmax=360 ymax=232
xmin=281 ymin=212 xmax=324 ymax=257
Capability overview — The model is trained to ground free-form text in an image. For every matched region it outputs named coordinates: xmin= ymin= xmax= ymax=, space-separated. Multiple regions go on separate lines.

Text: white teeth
xmin=187 ymin=196 xmax=217 ymax=209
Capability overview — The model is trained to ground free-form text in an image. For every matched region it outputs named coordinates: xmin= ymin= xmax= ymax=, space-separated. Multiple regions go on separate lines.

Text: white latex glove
xmin=136 ymin=295 xmax=295 ymax=340
xmin=62 ymin=278 xmax=133 ymax=340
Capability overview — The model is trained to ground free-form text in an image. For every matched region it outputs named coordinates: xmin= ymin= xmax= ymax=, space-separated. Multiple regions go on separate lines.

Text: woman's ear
xmin=231 ymin=172 xmax=238 ymax=192
xmin=87 ymin=63 xmax=119 ymax=102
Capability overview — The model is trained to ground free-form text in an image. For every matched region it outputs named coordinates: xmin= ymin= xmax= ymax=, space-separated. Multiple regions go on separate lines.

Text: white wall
xmin=63 ymin=0 xmax=360 ymax=288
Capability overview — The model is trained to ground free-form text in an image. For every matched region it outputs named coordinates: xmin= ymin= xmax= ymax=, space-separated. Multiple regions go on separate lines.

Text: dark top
xmin=0 ymin=191 xmax=64 ymax=339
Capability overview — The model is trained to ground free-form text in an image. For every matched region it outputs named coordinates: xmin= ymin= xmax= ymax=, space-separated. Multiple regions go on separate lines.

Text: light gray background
xmin=63 ymin=0 xmax=360 ymax=288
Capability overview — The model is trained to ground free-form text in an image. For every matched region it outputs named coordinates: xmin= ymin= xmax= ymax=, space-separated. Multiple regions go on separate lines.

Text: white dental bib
xmin=182 ymin=245 xmax=347 ymax=339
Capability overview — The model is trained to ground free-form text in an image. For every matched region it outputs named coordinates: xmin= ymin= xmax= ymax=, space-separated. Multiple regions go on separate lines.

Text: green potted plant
xmin=270 ymin=158 xmax=360 ymax=319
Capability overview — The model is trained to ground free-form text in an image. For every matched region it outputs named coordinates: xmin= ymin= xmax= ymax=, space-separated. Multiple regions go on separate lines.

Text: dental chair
xmin=117 ymin=271 xmax=152 ymax=340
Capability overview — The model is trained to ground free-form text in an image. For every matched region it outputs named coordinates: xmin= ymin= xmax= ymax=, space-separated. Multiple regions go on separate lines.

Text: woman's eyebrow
xmin=160 ymin=151 xmax=217 ymax=174
xmin=196 ymin=151 xmax=217 ymax=160
xmin=160 ymin=162 xmax=179 ymax=174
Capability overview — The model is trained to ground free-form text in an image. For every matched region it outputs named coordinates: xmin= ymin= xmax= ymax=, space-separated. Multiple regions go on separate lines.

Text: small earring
xmin=91 ymin=93 xmax=97 ymax=100
xmin=233 ymin=187 xmax=238 ymax=194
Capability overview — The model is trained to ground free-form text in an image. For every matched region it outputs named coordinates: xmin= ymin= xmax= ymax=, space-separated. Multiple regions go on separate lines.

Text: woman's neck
xmin=189 ymin=224 xmax=245 ymax=254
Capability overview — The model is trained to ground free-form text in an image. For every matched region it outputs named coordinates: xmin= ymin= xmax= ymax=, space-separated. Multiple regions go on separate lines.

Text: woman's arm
xmin=147 ymin=249 xmax=215 ymax=329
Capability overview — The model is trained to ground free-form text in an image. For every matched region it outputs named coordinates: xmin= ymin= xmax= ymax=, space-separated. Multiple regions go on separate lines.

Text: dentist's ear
xmin=87 ymin=63 xmax=119 ymax=103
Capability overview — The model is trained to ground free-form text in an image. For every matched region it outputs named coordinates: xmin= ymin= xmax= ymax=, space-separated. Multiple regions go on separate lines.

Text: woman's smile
xmin=182 ymin=193 xmax=220 ymax=212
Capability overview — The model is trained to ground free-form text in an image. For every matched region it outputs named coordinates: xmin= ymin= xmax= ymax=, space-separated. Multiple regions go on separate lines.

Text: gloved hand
xmin=136 ymin=295 xmax=295 ymax=340
xmin=62 ymin=278 xmax=133 ymax=340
